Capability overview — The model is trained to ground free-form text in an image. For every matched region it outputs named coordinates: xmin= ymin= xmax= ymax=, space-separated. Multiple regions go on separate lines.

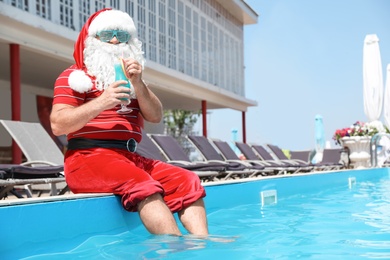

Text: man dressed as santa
xmin=50 ymin=8 xmax=208 ymax=237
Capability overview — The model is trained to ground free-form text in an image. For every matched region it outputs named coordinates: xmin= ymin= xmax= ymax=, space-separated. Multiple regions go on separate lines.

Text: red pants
xmin=64 ymin=148 xmax=206 ymax=212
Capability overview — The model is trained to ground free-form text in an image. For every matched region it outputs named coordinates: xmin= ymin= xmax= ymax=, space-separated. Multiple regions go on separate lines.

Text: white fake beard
xmin=84 ymin=37 xmax=144 ymax=91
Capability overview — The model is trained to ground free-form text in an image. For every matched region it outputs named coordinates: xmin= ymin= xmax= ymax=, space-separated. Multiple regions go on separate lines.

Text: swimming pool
xmin=1 ymin=168 xmax=389 ymax=259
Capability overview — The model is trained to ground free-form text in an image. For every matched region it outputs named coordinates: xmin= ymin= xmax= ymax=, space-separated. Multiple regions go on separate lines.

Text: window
xmin=59 ymin=0 xmax=74 ymax=30
xmin=35 ymin=0 xmax=51 ymax=19
xmin=167 ymin=0 xmax=176 ymax=69
xmin=148 ymin=0 xmax=157 ymax=61
xmin=158 ymin=0 xmax=167 ymax=66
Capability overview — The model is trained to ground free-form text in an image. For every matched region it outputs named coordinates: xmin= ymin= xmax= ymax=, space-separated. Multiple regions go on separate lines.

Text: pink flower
xmin=333 ymin=121 xmax=390 ymax=146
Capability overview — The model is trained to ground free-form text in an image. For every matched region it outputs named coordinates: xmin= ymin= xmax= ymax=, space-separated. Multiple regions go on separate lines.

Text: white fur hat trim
xmin=68 ymin=70 xmax=93 ymax=93
xmin=88 ymin=10 xmax=137 ymax=37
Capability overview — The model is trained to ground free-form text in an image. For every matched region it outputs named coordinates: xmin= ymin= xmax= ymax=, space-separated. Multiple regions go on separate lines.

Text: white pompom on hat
xmin=68 ymin=8 xmax=137 ymax=93
xmin=68 ymin=69 xmax=93 ymax=93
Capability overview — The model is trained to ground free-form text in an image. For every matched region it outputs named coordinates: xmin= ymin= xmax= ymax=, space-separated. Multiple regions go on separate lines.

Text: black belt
xmin=68 ymin=138 xmax=137 ymax=152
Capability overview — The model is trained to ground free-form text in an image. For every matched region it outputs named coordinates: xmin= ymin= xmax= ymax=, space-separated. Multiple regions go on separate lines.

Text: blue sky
xmin=200 ymin=0 xmax=390 ymax=151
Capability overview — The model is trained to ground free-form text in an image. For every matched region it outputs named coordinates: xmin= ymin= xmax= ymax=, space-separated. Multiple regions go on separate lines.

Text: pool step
xmin=260 ymin=189 xmax=277 ymax=206
xmin=348 ymin=177 xmax=356 ymax=189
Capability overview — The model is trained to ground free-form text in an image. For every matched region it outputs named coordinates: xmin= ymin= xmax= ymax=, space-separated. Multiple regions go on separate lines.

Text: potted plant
xmin=333 ymin=121 xmax=389 ymax=169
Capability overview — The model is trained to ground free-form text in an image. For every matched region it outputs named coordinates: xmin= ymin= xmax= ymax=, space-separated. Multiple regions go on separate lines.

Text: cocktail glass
xmin=115 ymin=59 xmax=132 ymax=114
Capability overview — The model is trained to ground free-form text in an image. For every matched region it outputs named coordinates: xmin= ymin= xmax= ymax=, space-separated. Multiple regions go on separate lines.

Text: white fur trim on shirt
xmin=68 ymin=70 xmax=93 ymax=93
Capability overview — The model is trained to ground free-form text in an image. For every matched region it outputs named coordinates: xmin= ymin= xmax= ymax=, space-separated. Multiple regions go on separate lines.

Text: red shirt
xmin=53 ymin=65 xmax=144 ymax=142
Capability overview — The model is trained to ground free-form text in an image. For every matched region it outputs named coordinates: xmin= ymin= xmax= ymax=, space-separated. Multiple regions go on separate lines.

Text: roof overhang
xmin=216 ymin=0 xmax=258 ymax=25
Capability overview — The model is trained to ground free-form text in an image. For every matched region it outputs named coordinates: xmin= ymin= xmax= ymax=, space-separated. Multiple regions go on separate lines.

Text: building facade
xmin=0 ymin=0 xmax=258 ymax=148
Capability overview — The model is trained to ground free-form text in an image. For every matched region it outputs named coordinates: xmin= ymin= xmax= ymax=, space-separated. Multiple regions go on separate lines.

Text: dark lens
xmin=116 ymin=31 xmax=130 ymax=43
xmin=98 ymin=31 xmax=113 ymax=42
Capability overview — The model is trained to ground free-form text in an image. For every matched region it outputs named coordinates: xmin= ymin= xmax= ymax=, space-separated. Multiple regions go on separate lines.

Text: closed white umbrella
xmin=363 ymin=34 xmax=383 ymax=122
xmin=384 ymin=64 xmax=390 ymax=128
xmin=378 ymin=66 xmax=390 ymax=167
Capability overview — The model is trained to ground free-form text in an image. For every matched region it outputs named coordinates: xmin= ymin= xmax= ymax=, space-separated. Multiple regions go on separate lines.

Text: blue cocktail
xmin=115 ymin=59 xmax=132 ymax=114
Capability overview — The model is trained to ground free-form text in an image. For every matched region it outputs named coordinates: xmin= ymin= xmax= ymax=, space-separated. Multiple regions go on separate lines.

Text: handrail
xmin=370 ymin=133 xmax=390 ymax=167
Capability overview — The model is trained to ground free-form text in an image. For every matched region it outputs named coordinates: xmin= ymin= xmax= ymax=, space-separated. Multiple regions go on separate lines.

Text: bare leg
xmin=138 ymin=193 xmax=182 ymax=236
xmin=178 ymin=198 xmax=209 ymax=236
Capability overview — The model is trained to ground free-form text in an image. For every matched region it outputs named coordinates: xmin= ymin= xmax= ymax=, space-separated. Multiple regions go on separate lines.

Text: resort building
xmin=0 ymin=0 xmax=258 ymax=161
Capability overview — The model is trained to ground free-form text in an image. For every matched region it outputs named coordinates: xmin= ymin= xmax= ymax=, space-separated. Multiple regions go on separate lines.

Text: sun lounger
xmin=211 ymin=139 xmax=276 ymax=177
xmin=290 ymin=150 xmax=312 ymax=162
xmin=151 ymin=134 xmax=252 ymax=180
xmin=0 ymin=120 xmax=64 ymax=166
xmin=313 ymin=148 xmax=345 ymax=171
xmin=265 ymin=144 xmax=314 ymax=172
xmin=0 ymin=163 xmax=63 ymax=179
xmin=290 ymin=148 xmax=345 ymax=171
xmin=290 ymin=149 xmax=338 ymax=171
xmin=137 ymin=133 xmax=224 ymax=182
xmin=136 ymin=131 xmax=168 ymax=161
xmin=0 ymin=120 xmax=68 ymax=197
xmin=235 ymin=142 xmax=296 ymax=174
xmin=186 ymin=135 xmax=264 ymax=179
xmin=0 ymin=163 xmax=65 ymax=198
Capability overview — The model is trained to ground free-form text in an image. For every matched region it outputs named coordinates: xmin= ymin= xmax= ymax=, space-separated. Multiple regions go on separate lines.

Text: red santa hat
xmin=69 ymin=8 xmax=138 ymax=93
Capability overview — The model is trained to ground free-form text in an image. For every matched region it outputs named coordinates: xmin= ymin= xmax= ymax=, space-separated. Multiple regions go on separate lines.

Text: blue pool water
xmin=2 ymin=168 xmax=390 ymax=259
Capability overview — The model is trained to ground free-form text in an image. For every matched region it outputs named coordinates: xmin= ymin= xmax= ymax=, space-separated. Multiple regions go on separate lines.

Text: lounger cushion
xmin=0 ymin=164 xmax=64 ymax=179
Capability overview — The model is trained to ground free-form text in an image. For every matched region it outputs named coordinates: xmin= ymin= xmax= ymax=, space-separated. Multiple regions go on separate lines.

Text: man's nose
xmin=109 ymin=36 xmax=120 ymax=44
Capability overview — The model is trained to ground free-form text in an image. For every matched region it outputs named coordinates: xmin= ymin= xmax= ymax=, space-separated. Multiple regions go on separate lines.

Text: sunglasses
xmin=96 ymin=30 xmax=131 ymax=43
